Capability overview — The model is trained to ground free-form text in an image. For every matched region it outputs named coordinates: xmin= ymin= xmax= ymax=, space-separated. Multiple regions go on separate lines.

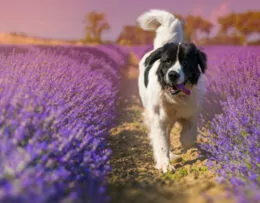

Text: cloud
xmin=208 ymin=0 xmax=233 ymax=36
xmin=209 ymin=0 xmax=232 ymax=25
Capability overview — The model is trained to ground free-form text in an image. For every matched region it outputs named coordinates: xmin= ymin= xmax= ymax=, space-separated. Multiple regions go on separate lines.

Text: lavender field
xmin=0 ymin=44 xmax=128 ymax=203
xmin=200 ymin=46 xmax=260 ymax=203
xmin=0 ymin=44 xmax=259 ymax=203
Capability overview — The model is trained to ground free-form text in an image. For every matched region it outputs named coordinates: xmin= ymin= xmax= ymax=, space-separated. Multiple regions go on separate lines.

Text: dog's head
xmin=144 ymin=42 xmax=207 ymax=95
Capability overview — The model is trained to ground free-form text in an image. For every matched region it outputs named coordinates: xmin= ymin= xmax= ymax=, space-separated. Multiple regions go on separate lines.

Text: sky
xmin=0 ymin=0 xmax=259 ymax=41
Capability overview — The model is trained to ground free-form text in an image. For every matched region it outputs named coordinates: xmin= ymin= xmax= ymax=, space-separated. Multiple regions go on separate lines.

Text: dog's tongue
xmin=176 ymin=84 xmax=191 ymax=95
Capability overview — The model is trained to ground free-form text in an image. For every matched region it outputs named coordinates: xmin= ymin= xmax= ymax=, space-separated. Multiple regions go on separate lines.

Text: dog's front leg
xmin=179 ymin=117 xmax=198 ymax=149
xmin=148 ymin=108 xmax=174 ymax=173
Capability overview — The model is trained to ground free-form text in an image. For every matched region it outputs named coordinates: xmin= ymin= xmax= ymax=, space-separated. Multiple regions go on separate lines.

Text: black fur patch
xmin=144 ymin=42 xmax=207 ymax=88
xmin=144 ymin=47 xmax=163 ymax=87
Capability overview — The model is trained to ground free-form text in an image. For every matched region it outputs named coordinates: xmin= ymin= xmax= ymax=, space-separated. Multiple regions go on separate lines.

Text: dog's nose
xmin=168 ymin=71 xmax=180 ymax=82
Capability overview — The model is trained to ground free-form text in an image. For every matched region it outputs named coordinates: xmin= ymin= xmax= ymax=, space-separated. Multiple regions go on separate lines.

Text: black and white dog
xmin=137 ymin=9 xmax=207 ymax=173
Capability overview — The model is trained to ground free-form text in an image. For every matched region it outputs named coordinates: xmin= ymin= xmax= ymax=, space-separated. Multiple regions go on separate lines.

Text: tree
xmin=116 ymin=25 xmax=154 ymax=45
xmin=82 ymin=11 xmax=110 ymax=44
xmin=218 ymin=11 xmax=260 ymax=45
xmin=173 ymin=13 xmax=213 ymax=42
xmin=172 ymin=13 xmax=191 ymax=41
xmin=184 ymin=15 xmax=213 ymax=42
xmin=117 ymin=13 xmax=213 ymax=45
xmin=218 ymin=13 xmax=236 ymax=35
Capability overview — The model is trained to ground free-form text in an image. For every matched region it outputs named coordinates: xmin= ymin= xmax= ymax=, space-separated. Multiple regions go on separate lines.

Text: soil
xmin=107 ymin=56 xmax=234 ymax=203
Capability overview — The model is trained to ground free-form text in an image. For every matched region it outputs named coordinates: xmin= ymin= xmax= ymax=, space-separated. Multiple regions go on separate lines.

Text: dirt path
xmin=108 ymin=56 xmax=234 ymax=203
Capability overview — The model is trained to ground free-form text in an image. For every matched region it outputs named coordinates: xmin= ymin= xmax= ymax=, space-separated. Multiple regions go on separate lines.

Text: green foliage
xmin=162 ymin=166 xmax=208 ymax=181
xmin=162 ymin=168 xmax=189 ymax=180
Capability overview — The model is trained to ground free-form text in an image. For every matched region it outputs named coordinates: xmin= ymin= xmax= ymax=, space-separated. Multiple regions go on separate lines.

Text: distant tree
xmin=172 ymin=13 xmax=190 ymax=41
xmin=82 ymin=11 xmax=110 ymax=44
xmin=116 ymin=25 xmax=154 ymax=45
xmin=218 ymin=11 xmax=260 ymax=45
xmin=218 ymin=13 xmax=236 ymax=35
xmin=173 ymin=13 xmax=213 ymax=42
xmin=9 ymin=32 xmax=28 ymax=37
xmin=199 ymin=34 xmax=242 ymax=45
xmin=117 ymin=13 xmax=212 ymax=45
xmin=184 ymin=15 xmax=213 ymax=42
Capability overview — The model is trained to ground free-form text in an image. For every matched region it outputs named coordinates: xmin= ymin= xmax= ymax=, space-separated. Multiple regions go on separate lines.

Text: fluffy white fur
xmin=137 ymin=9 xmax=206 ymax=173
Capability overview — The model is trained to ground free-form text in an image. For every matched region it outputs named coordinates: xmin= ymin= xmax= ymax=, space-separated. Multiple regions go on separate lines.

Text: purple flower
xmin=0 ymin=45 xmax=122 ymax=202
xmin=199 ymin=46 xmax=260 ymax=203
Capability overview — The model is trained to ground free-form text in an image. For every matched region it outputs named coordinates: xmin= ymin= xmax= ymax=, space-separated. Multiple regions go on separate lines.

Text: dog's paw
xmin=155 ymin=160 xmax=175 ymax=173
xmin=170 ymin=152 xmax=180 ymax=161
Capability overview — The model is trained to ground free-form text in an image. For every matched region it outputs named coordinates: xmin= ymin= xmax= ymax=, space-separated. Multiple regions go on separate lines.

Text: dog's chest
xmin=162 ymin=96 xmax=197 ymax=119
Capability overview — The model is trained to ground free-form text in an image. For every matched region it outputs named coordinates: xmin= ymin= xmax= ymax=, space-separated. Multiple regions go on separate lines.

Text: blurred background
xmin=0 ymin=0 xmax=259 ymax=46
xmin=0 ymin=1 xmax=259 ymax=203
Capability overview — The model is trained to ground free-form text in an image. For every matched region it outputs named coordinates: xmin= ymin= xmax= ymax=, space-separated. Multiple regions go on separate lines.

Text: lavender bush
xmin=95 ymin=44 xmax=129 ymax=67
xmin=0 ymin=46 xmax=122 ymax=203
xmin=33 ymin=44 xmax=128 ymax=75
xmin=200 ymin=46 xmax=260 ymax=203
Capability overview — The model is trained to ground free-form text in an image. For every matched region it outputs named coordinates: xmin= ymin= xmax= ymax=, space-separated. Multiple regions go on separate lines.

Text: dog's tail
xmin=137 ymin=9 xmax=183 ymax=48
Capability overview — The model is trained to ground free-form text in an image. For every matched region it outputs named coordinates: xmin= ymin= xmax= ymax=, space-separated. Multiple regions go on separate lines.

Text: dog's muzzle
xmin=167 ymin=80 xmax=191 ymax=95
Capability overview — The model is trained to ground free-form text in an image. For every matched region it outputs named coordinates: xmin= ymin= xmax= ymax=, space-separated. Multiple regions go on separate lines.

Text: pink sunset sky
xmin=0 ymin=0 xmax=259 ymax=41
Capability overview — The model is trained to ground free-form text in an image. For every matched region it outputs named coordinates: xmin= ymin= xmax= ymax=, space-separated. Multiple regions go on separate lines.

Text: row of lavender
xmin=129 ymin=45 xmax=260 ymax=203
xmin=0 ymin=45 xmax=128 ymax=202
xmin=199 ymin=46 xmax=260 ymax=203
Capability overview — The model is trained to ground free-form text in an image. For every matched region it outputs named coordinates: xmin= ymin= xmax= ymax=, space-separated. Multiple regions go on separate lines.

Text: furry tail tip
xmin=137 ymin=9 xmax=181 ymax=31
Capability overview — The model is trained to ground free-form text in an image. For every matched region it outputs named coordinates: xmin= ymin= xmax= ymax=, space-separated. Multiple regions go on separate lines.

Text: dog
xmin=137 ymin=9 xmax=207 ymax=173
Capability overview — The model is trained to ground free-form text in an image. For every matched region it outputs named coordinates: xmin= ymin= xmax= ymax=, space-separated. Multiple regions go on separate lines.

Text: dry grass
xmin=0 ymin=33 xmax=86 ymax=45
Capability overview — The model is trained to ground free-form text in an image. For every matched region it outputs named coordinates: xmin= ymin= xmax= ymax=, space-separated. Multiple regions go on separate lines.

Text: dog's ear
xmin=144 ymin=47 xmax=163 ymax=67
xmin=143 ymin=47 xmax=163 ymax=88
xmin=197 ymin=50 xmax=207 ymax=74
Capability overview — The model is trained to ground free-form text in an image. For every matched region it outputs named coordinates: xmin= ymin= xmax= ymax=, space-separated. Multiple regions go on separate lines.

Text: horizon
xmin=0 ymin=0 xmax=259 ymax=41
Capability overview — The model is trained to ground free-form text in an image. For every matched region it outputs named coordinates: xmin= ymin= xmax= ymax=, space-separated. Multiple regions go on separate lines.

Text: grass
xmin=162 ymin=168 xmax=189 ymax=180
xmin=162 ymin=166 xmax=208 ymax=181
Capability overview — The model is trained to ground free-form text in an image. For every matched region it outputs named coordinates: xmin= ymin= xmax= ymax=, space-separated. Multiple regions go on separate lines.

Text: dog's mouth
xmin=167 ymin=82 xmax=191 ymax=95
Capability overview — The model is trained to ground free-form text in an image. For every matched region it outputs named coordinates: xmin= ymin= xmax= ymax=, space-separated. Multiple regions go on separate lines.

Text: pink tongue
xmin=176 ymin=84 xmax=191 ymax=95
